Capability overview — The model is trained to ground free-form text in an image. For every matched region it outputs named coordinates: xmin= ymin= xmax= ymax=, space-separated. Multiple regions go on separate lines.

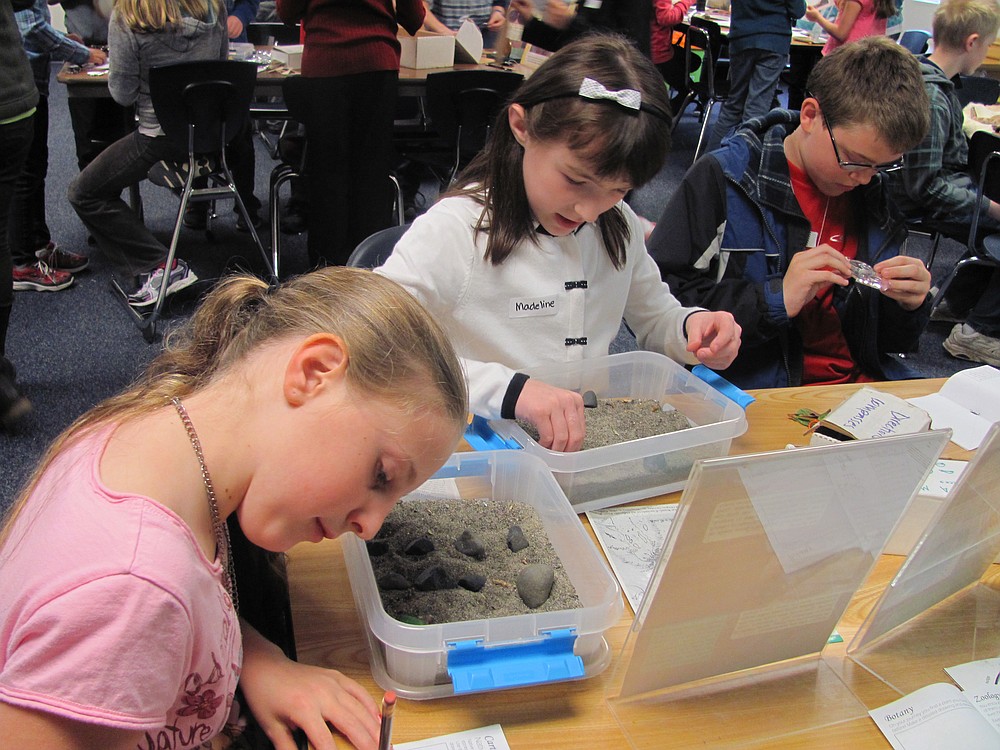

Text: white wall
xmin=50 ymin=3 xmax=67 ymax=33
xmin=902 ymin=0 xmax=939 ymax=33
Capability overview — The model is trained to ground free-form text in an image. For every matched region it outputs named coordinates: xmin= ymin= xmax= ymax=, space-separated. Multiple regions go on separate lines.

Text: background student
xmin=276 ymin=0 xmax=426 ymax=267
xmin=0 ymin=267 xmax=468 ymax=750
xmin=12 ymin=0 xmax=104 ymax=293
xmin=888 ymin=0 xmax=1000 ymax=367
xmin=67 ymin=0 xmax=228 ymax=310
xmin=710 ymin=0 xmax=806 ymax=147
xmin=649 ymin=37 xmax=932 ymax=389
xmin=379 ymin=34 xmax=741 ymax=453
xmin=0 ymin=0 xmax=38 ymax=432
xmin=805 ymin=0 xmax=895 ymax=54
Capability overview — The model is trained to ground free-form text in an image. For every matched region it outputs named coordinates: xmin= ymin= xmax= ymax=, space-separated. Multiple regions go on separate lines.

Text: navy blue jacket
xmin=648 ymin=109 xmax=930 ymax=389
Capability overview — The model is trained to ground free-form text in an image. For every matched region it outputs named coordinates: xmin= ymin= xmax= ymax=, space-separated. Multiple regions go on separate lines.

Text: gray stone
xmin=454 ymin=530 xmax=487 ymax=560
xmin=582 ymin=390 xmax=598 ymax=408
xmin=414 ymin=565 xmax=455 ymax=591
xmin=516 ymin=564 xmax=555 ymax=608
xmin=378 ymin=572 xmax=411 ymax=590
xmin=404 ymin=537 xmax=435 ymax=556
xmin=507 ymin=525 xmax=529 ymax=552
xmin=458 ymin=573 xmax=487 ymax=592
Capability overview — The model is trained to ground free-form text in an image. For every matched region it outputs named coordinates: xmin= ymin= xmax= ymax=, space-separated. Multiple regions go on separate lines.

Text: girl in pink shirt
xmin=0 ymin=266 xmax=467 ymax=750
xmin=806 ymin=0 xmax=896 ymax=54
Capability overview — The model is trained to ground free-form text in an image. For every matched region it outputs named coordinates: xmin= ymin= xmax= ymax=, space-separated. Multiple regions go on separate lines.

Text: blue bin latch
xmin=463 ymin=415 xmax=524 ymax=452
xmin=445 ymin=628 xmax=584 ymax=693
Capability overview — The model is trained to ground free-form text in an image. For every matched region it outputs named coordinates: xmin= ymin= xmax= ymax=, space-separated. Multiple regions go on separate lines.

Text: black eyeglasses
xmin=824 ymin=119 xmax=904 ymax=174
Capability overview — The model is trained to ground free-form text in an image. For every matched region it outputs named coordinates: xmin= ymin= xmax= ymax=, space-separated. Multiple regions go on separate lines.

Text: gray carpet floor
xmin=0 ymin=66 xmax=981 ymax=512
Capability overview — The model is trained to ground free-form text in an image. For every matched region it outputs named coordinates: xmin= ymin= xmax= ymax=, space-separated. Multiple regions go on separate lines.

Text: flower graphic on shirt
xmin=177 ymin=688 xmax=225 ymax=719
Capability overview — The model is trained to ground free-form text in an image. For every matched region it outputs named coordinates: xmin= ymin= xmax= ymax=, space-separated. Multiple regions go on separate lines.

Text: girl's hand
xmin=805 ymin=6 xmax=822 ymax=21
xmin=239 ymin=626 xmax=381 ymax=750
xmin=783 ymin=244 xmax=851 ymax=318
xmin=488 ymin=6 xmax=507 ymax=30
xmin=684 ymin=310 xmax=742 ymax=371
xmin=515 ymin=379 xmax=586 ymax=452
xmin=873 ymin=255 xmax=932 ymax=311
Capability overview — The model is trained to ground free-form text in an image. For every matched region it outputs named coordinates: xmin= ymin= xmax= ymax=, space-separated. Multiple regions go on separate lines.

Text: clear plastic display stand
xmin=847 ymin=423 xmax=1000 ymax=697
xmin=604 ymin=431 xmax=951 ymax=748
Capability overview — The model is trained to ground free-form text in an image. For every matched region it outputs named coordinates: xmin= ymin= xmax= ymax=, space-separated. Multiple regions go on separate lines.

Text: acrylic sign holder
xmin=847 ymin=423 xmax=1000 ymax=697
xmin=604 ymin=431 xmax=951 ymax=748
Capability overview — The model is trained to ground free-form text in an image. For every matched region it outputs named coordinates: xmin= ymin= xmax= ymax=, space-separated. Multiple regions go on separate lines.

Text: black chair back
xmin=957 ymin=75 xmax=1000 ymax=108
xmin=897 ymin=30 xmax=931 ymax=55
xmin=424 ymin=69 xmax=524 ymax=180
xmin=149 ymin=60 xmax=257 ymax=156
xmin=347 ymin=224 xmax=411 ymax=269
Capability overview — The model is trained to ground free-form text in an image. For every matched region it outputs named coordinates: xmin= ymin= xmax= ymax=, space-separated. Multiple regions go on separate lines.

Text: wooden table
xmin=286 ymin=379 xmax=992 ymax=749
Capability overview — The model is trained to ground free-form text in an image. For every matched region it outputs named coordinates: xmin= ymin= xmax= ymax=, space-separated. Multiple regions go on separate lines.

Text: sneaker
xmin=12 ymin=261 xmax=74 ymax=292
xmin=0 ymin=357 xmax=31 ymax=432
xmin=183 ymin=205 xmax=208 ymax=230
xmin=127 ymin=259 xmax=199 ymax=310
xmin=236 ymin=209 xmax=263 ymax=233
xmin=929 ymin=298 xmax=966 ymax=324
xmin=35 ymin=241 xmax=89 ymax=273
xmin=943 ymin=323 xmax=1000 ymax=367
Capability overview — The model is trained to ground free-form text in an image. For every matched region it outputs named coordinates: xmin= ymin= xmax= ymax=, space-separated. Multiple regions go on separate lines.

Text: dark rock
xmin=517 ymin=564 xmax=554 ymax=608
xmin=454 ymin=530 xmax=486 ymax=560
xmin=507 ymin=525 xmax=529 ymax=552
xmin=414 ymin=565 xmax=455 ymax=591
xmin=404 ymin=537 xmax=435 ymax=556
xmin=458 ymin=573 xmax=487 ymax=592
xmin=366 ymin=540 xmax=390 ymax=557
xmin=378 ymin=572 xmax=411 ymax=590
xmin=582 ymin=390 xmax=598 ymax=408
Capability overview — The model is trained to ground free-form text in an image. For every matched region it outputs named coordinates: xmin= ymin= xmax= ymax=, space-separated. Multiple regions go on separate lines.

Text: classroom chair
xmin=346 ymin=224 xmax=411 ymax=269
xmin=672 ymin=20 xmax=729 ymax=163
xmin=956 ymin=74 xmax=1000 ymax=108
xmin=136 ymin=60 xmax=276 ymax=341
xmin=897 ymin=30 xmax=932 ymax=56
xmin=931 ymin=130 xmax=1000 ymax=313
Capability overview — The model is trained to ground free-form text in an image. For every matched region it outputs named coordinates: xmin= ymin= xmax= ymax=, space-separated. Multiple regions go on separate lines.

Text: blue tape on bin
xmin=446 ymin=628 xmax=584 ymax=693
xmin=463 ymin=415 xmax=523 ymax=451
xmin=691 ymin=365 xmax=755 ymax=409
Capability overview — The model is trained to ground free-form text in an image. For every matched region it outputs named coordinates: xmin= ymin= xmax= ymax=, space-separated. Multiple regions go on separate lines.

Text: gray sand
xmin=518 ymin=397 xmax=692 ymax=450
xmin=368 ymin=498 xmax=582 ymax=625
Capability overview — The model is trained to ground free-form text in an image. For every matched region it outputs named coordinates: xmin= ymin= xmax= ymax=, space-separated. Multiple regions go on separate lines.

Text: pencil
xmin=378 ymin=690 xmax=396 ymax=750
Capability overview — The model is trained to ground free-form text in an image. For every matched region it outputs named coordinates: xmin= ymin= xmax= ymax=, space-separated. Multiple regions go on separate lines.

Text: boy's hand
xmin=685 ymin=310 xmax=742 ymax=371
xmin=87 ymin=48 xmax=108 ymax=65
xmin=873 ymin=255 xmax=931 ymax=311
xmin=239 ymin=626 xmax=381 ymax=750
xmin=515 ymin=379 xmax=586 ymax=452
xmin=783 ymin=244 xmax=851 ymax=318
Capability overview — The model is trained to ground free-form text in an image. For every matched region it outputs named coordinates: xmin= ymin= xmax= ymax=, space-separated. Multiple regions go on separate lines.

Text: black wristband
xmin=501 ymin=373 xmax=530 ymax=419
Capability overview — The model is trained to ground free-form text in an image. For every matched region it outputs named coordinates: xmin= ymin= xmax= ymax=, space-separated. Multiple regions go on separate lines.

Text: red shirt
xmin=788 ymin=160 xmax=872 ymax=385
xmin=277 ymin=0 xmax=426 ymax=78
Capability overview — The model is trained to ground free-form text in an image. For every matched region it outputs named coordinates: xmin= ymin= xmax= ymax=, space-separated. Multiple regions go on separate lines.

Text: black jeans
xmin=0 ymin=114 xmax=34 ymax=339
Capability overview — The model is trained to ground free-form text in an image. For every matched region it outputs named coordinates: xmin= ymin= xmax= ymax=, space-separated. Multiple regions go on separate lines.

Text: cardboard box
xmin=399 ymin=31 xmax=456 ymax=69
xmin=272 ymin=43 xmax=303 ymax=70
xmin=454 ymin=19 xmax=483 ymax=64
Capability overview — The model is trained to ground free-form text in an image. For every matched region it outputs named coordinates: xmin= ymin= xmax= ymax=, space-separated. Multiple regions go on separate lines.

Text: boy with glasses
xmin=889 ymin=0 xmax=1000 ymax=367
xmin=648 ymin=36 xmax=932 ymax=388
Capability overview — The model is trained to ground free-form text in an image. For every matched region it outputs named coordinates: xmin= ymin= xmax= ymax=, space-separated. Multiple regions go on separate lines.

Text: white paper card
xmin=396 ymin=724 xmax=511 ymax=750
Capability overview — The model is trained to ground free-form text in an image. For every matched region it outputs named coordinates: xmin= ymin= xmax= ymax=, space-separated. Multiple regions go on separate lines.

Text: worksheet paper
xmin=586 ymin=504 xmax=678 ymax=612
xmin=396 ymin=724 xmax=510 ymax=750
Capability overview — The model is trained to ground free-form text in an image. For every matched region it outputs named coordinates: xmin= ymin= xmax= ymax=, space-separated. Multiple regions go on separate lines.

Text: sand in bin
xmin=518 ymin=397 xmax=692 ymax=451
xmin=368 ymin=498 xmax=582 ymax=625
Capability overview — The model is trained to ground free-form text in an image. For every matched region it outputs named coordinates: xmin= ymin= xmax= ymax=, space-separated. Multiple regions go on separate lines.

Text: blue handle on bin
xmin=691 ymin=365 xmax=755 ymax=409
xmin=446 ymin=628 xmax=584 ymax=693
xmin=463 ymin=415 xmax=523 ymax=451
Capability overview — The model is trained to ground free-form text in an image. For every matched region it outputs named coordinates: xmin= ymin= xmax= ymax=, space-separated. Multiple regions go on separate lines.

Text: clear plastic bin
xmin=342 ymin=450 xmax=623 ymax=700
xmin=477 ymin=351 xmax=748 ymax=512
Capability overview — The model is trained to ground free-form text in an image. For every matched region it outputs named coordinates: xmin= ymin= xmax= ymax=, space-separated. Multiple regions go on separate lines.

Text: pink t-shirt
xmin=823 ymin=0 xmax=888 ymax=54
xmin=0 ymin=425 xmax=242 ymax=748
